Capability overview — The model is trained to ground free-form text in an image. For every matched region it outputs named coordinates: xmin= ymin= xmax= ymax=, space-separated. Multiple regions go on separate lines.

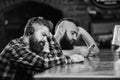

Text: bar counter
xmin=34 ymin=50 xmax=120 ymax=80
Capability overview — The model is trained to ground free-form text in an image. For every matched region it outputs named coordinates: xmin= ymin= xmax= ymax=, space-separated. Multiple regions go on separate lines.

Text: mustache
xmin=38 ymin=41 xmax=45 ymax=46
xmin=64 ymin=32 xmax=76 ymax=44
xmin=70 ymin=39 xmax=76 ymax=44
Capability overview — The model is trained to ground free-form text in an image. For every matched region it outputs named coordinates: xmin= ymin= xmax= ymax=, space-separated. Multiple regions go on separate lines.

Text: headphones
xmin=25 ymin=26 xmax=34 ymax=36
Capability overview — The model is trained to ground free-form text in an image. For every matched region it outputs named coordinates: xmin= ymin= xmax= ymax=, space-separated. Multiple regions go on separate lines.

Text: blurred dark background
xmin=0 ymin=0 xmax=120 ymax=52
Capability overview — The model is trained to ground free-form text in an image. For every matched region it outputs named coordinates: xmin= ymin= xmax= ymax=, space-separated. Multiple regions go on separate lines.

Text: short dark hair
xmin=55 ymin=18 xmax=79 ymax=32
xmin=24 ymin=17 xmax=53 ymax=36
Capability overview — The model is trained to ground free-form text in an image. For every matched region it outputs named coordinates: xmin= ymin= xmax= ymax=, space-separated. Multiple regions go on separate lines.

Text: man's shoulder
xmin=7 ymin=37 xmax=26 ymax=47
xmin=9 ymin=38 xmax=20 ymax=45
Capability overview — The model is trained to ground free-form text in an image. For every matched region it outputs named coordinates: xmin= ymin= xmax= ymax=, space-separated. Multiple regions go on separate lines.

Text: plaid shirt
xmin=0 ymin=36 xmax=72 ymax=80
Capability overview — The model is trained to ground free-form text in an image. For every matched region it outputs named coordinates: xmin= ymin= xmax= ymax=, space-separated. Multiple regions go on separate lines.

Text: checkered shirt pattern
xmin=0 ymin=36 xmax=72 ymax=80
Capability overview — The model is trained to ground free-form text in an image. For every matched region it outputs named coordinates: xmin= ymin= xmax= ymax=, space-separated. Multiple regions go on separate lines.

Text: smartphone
xmin=88 ymin=44 xmax=95 ymax=50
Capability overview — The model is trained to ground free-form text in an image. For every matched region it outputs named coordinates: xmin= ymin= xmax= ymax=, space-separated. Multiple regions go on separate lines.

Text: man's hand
xmin=42 ymin=40 xmax=50 ymax=53
xmin=42 ymin=33 xmax=52 ymax=53
xmin=70 ymin=54 xmax=84 ymax=63
xmin=73 ymin=46 xmax=89 ymax=57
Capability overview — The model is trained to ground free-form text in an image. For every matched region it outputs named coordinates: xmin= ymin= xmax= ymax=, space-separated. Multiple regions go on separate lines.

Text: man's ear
xmin=55 ymin=22 xmax=65 ymax=36
xmin=59 ymin=27 xmax=65 ymax=35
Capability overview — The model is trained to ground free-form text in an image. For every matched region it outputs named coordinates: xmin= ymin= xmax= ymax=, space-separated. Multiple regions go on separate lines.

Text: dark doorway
xmin=4 ymin=1 xmax=63 ymax=42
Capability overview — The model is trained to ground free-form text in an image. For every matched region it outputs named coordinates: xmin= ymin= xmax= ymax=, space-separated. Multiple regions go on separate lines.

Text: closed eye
xmin=42 ymin=33 xmax=47 ymax=36
xmin=71 ymin=31 xmax=77 ymax=35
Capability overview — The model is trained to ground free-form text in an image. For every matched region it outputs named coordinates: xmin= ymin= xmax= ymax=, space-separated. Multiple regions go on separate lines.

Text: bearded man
xmin=54 ymin=18 xmax=99 ymax=57
xmin=0 ymin=17 xmax=84 ymax=80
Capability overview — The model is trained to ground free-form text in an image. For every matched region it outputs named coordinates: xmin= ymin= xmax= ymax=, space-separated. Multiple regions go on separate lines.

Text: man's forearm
xmin=78 ymin=27 xmax=99 ymax=54
xmin=62 ymin=50 xmax=77 ymax=56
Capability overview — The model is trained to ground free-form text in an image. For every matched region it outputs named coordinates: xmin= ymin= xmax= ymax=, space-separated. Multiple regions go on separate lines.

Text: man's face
xmin=63 ymin=21 xmax=78 ymax=44
xmin=29 ymin=23 xmax=50 ymax=53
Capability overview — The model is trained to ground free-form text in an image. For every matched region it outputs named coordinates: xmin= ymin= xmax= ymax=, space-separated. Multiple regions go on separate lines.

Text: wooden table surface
xmin=34 ymin=50 xmax=120 ymax=80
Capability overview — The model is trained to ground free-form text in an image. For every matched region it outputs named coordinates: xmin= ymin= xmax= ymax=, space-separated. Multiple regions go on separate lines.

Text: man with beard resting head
xmin=0 ymin=17 xmax=84 ymax=80
xmin=54 ymin=18 xmax=99 ymax=57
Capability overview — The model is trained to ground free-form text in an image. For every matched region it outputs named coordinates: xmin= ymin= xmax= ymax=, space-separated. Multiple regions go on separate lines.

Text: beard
xmin=29 ymin=35 xmax=45 ymax=54
xmin=60 ymin=32 xmax=75 ymax=50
